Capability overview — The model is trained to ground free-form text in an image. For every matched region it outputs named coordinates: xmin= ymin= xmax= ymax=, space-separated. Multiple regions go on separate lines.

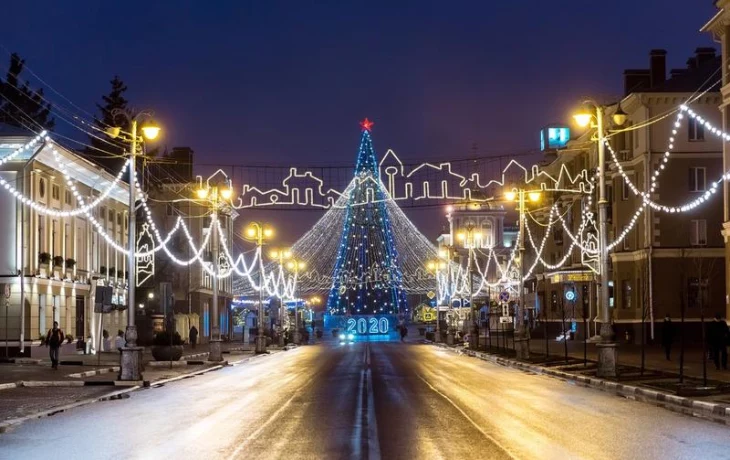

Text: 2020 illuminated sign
xmin=346 ymin=315 xmax=391 ymax=335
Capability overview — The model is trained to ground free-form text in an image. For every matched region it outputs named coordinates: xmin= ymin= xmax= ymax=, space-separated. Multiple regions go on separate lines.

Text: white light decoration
xmin=235 ymin=154 xmax=593 ymax=210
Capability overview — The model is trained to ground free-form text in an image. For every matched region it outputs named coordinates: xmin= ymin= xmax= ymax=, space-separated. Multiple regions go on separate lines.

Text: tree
xmin=0 ymin=53 xmax=54 ymax=130
xmin=85 ymin=76 xmax=129 ymax=173
xmin=326 ymin=120 xmax=407 ymax=316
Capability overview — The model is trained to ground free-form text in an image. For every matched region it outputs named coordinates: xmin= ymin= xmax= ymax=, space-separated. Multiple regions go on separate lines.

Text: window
xmin=554 ymin=228 xmax=564 ymax=246
xmin=99 ymin=206 xmax=106 ymax=220
xmin=51 ymin=184 xmax=60 ymax=201
xmin=690 ymin=219 xmax=707 ymax=246
xmin=621 ymin=280 xmax=632 ymax=309
xmin=39 ymin=178 xmax=46 ymax=198
xmin=64 ymin=190 xmax=72 ymax=205
xmin=688 ymin=117 xmax=705 ymax=141
xmin=689 ymin=167 xmax=706 ymax=192
xmin=622 ymin=226 xmax=631 ymax=251
xmin=108 ymin=209 xmax=114 ymax=222
xmin=621 ymin=180 xmax=630 ymax=201
xmin=166 ymin=203 xmax=177 ymax=216
xmin=687 ymin=278 xmax=709 ymax=309
xmin=117 ymin=214 xmax=122 ymax=227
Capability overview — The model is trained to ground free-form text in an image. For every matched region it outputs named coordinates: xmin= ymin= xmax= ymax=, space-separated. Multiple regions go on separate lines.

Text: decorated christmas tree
xmin=326 ymin=119 xmax=407 ymax=315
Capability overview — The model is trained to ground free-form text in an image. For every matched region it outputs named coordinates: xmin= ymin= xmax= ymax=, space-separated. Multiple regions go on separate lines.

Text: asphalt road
xmin=1 ymin=340 xmax=729 ymax=460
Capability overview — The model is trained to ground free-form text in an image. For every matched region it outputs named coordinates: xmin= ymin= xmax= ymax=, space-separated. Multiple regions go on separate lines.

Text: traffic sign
xmin=426 ymin=291 xmax=436 ymax=300
xmin=499 ymin=291 xmax=509 ymax=302
xmin=499 ymin=316 xmax=512 ymax=324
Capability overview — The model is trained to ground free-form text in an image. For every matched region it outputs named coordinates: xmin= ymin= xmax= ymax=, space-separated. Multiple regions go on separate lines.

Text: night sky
xmin=0 ymin=0 xmax=718 ymax=242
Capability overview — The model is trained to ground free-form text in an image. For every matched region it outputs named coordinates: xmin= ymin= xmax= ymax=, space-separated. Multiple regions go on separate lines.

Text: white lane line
xmin=417 ymin=374 xmax=520 ymax=460
xmin=352 ymin=368 xmax=365 ymax=458
xmin=365 ymin=367 xmax=381 ymax=460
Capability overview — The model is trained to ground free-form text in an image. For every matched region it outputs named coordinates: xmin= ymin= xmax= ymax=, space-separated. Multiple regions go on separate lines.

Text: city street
xmin=1 ymin=340 xmax=729 ymax=460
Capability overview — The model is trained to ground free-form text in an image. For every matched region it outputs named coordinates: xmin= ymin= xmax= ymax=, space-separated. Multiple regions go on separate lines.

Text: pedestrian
xmin=718 ymin=315 xmax=729 ymax=371
xmin=400 ymin=324 xmax=408 ymax=342
xmin=708 ymin=314 xmax=729 ymax=371
xmin=114 ymin=330 xmax=125 ymax=352
xmin=45 ymin=321 xmax=64 ymax=370
xmin=102 ymin=329 xmax=110 ymax=352
xmin=661 ymin=315 xmax=674 ymax=361
xmin=189 ymin=325 xmax=199 ymax=350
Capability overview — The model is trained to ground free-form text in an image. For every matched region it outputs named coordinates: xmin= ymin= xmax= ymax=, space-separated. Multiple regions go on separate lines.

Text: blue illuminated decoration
xmin=326 ymin=119 xmax=408 ymax=316
xmin=540 ymin=126 xmax=570 ymax=151
xmin=346 ymin=315 xmax=392 ymax=335
xmin=565 ymin=290 xmax=576 ymax=302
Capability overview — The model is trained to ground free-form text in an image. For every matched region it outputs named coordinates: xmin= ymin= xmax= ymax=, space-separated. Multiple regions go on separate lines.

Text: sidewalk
xmin=0 ymin=343 xmax=276 ymax=429
xmin=518 ymin=338 xmax=730 ymax=384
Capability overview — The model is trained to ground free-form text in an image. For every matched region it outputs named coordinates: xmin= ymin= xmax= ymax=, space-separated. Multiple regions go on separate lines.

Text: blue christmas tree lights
xmin=326 ymin=119 xmax=408 ymax=315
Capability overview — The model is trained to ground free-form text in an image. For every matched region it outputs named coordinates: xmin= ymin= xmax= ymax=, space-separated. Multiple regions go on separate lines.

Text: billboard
xmin=540 ymin=126 xmax=570 ymax=151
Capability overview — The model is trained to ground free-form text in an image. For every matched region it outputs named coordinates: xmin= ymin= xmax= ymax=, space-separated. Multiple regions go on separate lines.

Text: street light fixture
xmin=244 ymin=221 xmax=275 ymax=353
xmin=193 ymin=176 xmax=234 ymax=362
xmin=572 ymin=98 xmax=626 ymax=378
xmin=505 ymin=187 xmax=541 ymax=359
xmin=106 ymin=109 xmax=161 ymax=382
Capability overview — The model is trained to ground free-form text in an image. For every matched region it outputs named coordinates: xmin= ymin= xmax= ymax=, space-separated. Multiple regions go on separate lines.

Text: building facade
xmin=532 ymin=48 xmax=725 ymax=343
xmin=702 ymin=1 xmax=730 ymax=321
xmin=0 ymin=128 xmax=130 ymax=355
xmin=139 ymin=148 xmax=235 ymax=344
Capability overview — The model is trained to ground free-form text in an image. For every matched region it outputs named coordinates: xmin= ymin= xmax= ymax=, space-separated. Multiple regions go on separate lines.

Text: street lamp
xmin=426 ymin=258 xmax=447 ymax=343
xmin=504 ymin=187 xmax=541 ymax=359
xmin=572 ymin=99 xmax=626 ymax=378
xmin=244 ymin=221 xmax=275 ymax=353
xmin=268 ymin=247 xmax=293 ymax=347
xmin=284 ymin=259 xmax=306 ymax=345
xmin=457 ymin=221 xmax=483 ymax=350
xmin=193 ymin=177 xmax=234 ymax=362
xmin=106 ymin=109 xmax=160 ymax=381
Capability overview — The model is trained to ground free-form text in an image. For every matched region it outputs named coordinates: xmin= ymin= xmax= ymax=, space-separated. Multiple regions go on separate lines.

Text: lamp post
xmin=457 ymin=222 xmax=483 ymax=350
xmin=284 ymin=258 xmax=306 ymax=346
xmin=268 ymin=248 xmax=292 ymax=347
xmin=106 ymin=109 xmax=160 ymax=381
xmin=504 ymin=188 xmax=541 ymax=359
xmin=573 ymin=100 xmax=626 ymax=377
xmin=194 ymin=179 xmax=234 ymax=362
xmin=244 ymin=222 xmax=274 ymax=353
xmin=427 ymin=258 xmax=447 ymax=343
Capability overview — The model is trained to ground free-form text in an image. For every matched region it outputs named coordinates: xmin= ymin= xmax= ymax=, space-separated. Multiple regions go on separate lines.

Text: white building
xmin=0 ymin=127 xmax=130 ymax=355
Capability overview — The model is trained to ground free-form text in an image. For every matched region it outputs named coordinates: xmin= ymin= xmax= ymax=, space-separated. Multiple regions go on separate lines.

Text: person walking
xmin=399 ymin=324 xmax=408 ymax=342
xmin=189 ymin=325 xmax=199 ymax=350
xmin=708 ymin=314 xmax=728 ymax=371
xmin=661 ymin=315 xmax=674 ymax=361
xmin=45 ymin=321 xmax=64 ymax=370
xmin=718 ymin=315 xmax=729 ymax=371
xmin=114 ymin=330 xmax=125 ymax=352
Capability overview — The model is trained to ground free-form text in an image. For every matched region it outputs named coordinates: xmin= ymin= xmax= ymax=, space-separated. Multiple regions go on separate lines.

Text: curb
xmin=436 ymin=344 xmax=730 ymax=424
xmin=0 ymin=382 xmax=19 ymax=391
xmin=67 ymin=367 xmax=119 ymax=378
xmin=147 ymin=360 xmax=226 ymax=367
xmin=180 ymin=352 xmax=209 ymax=361
xmin=0 ymin=385 xmax=140 ymax=433
xmin=0 ymin=351 xmax=272 ymax=434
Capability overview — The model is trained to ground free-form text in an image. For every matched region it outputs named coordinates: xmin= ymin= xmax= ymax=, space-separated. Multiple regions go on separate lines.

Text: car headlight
xmin=339 ymin=334 xmax=345 ymax=340
xmin=347 ymin=333 xmax=355 ymax=340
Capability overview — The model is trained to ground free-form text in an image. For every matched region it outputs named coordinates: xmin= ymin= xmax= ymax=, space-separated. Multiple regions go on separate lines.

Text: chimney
xmin=695 ymin=47 xmax=716 ymax=66
xmin=623 ymin=69 xmax=651 ymax=96
xmin=649 ymin=49 xmax=666 ymax=88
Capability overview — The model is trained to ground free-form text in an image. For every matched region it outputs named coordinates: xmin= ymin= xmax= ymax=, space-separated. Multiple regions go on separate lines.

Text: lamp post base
xmin=596 ymin=342 xmax=618 ymax=378
xmin=278 ymin=330 xmax=286 ymax=347
xmin=255 ymin=334 xmax=268 ymax=354
xmin=119 ymin=346 xmax=144 ymax=381
xmin=293 ymin=330 xmax=302 ymax=345
xmin=208 ymin=338 xmax=223 ymax=362
xmin=469 ymin=324 xmax=479 ymax=350
xmin=446 ymin=331 xmax=454 ymax=346
xmin=514 ymin=337 xmax=530 ymax=360
xmin=434 ymin=329 xmax=441 ymax=343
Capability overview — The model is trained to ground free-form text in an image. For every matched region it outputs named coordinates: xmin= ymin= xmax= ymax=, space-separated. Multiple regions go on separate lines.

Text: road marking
xmin=351 ymin=343 xmax=381 ymax=460
xmin=417 ymin=374 xmax=520 ymax=460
